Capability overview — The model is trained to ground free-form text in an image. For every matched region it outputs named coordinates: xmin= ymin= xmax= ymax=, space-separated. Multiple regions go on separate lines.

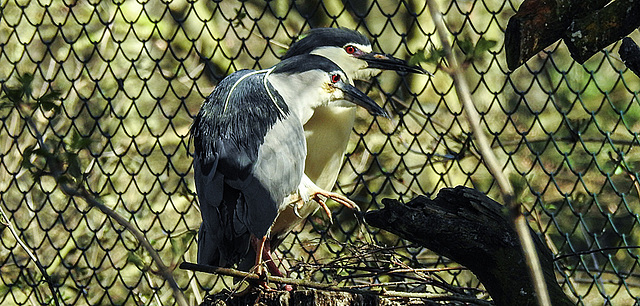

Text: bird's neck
xmin=267 ymin=73 xmax=321 ymax=125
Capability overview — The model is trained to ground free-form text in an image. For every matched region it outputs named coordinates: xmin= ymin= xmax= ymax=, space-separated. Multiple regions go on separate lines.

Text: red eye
xmin=331 ymin=74 xmax=341 ymax=83
xmin=344 ymin=45 xmax=356 ymax=54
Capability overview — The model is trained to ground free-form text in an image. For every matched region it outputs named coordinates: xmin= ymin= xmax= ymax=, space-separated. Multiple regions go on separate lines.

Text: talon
xmin=293 ymin=205 xmax=303 ymax=218
xmin=293 ymin=200 xmax=303 ymax=218
xmin=312 ymin=190 xmax=358 ymax=211
xmin=299 ymin=175 xmax=359 ymax=222
xmin=288 ymin=193 xmax=305 ymax=218
xmin=315 ymin=196 xmax=334 ymax=223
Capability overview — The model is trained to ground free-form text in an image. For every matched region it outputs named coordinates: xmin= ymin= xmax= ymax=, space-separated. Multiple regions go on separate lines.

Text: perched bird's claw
xmin=293 ymin=204 xmax=303 ymax=219
xmin=310 ymin=189 xmax=360 ymax=223
xmin=257 ymin=281 xmax=276 ymax=292
xmin=314 ymin=196 xmax=334 ymax=224
xmin=292 ymin=197 xmax=303 ymax=218
xmin=288 ymin=193 xmax=306 ymax=218
xmin=315 ymin=190 xmax=358 ymax=211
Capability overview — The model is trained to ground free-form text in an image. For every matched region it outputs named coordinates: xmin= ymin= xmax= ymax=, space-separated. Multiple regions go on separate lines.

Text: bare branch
xmin=0 ymin=205 xmax=61 ymax=306
xmin=426 ymin=1 xmax=552 ymax=305
xmin=180 ymin=262 xmax=492 ymax=305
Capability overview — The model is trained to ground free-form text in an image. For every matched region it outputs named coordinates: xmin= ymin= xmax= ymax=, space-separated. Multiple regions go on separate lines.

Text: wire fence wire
xmin=1 ymin=0 xmax=639 ymax=305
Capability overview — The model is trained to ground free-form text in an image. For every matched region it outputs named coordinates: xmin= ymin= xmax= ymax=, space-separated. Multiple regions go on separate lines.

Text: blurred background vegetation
xmin=1 ymin=0 xmax=639 ymax=305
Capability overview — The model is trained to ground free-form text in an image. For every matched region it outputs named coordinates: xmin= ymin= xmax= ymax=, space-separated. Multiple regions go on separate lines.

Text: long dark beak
xmin=359 ymin=52 xmax=428 ymax=74
xmin=336 ymin=82 xmax=389 ymax=118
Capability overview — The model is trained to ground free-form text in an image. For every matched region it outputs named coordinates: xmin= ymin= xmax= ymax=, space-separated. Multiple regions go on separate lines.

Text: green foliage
xmin=459 ymin=37 xmax=497 ymax=62
xmin=170 ymin=231 xmax=197 ymax=262
xmin=409 ymin=46 xmax=447 ymax=66
xmin=410 ymin=37 xmax=497 ymax=67
xmin=1 ymin=74 xmax=93 ymax=188
xmin=36 ymin=90 xmax=62 ymax=113
xmin=127 ymin=251 xmax=149 ymax=272
xmin=1 ymin=74 xmax=60 ymax=111
xmin=232 ymin=8 xmax=248 ymax=27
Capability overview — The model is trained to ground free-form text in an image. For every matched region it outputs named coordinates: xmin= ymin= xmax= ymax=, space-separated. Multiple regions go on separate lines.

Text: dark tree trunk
xmin=620 ymin=37 xmax=640 ymax=77
xmin=564 ymin=0 xmax=640 ymax=63
xmin=365 ymin=186 xmax=574 ymax=306
xmin=505 ymin=0 xmax=609 ymax=69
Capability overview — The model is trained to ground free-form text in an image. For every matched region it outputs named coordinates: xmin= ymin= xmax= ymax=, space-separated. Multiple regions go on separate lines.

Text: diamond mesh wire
xmin=1 ymin=0 xmax=639 ymax=305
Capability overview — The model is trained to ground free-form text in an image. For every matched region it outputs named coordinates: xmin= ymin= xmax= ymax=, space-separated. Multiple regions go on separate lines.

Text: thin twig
xmin=344 ymin=280 xmax=431 ymax=289
xmin=388 ymin=256 xmax=468 ymax=295
xmin=497 ymin=136 xmax=640 ymax=148
xmin=554 ymin=245 xmax=640 ymax=261
xmin=0 ymin=205 xmax=61 ymax=306
xmin=58 ymin=184 xmax=189 ymax=306
xmin=426 ymin=1 xmax=551 ymax=305
xmin=282 ymin=241 xmax=473 ymax=296
xmin=180 ymin=262 xmax=493 ymax=305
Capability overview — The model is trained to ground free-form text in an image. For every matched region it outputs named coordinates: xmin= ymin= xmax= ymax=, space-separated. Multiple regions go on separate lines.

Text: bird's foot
xmin=288 ymin=193 xmax=305 ymax=218
xmin=248 ymin=263 xmax=277 ymax=291
xmin=256 ymin=280 xmax=276 ymax=291
xmin=253 ymin=280 xmax=292 ymax=292
xmin=297 ymin=175 xmax=359 ymax=222
xmin=249 ymin=235 xmax=293 ymax=291
xmin=310 ymin=190 xmax=359 ymax=222
xmin=248 ymin=261 xmax=293 ymax=292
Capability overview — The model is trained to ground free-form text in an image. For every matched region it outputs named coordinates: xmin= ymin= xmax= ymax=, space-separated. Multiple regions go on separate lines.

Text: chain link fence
xmin=1 ymin=0 xmax=639 ymax=305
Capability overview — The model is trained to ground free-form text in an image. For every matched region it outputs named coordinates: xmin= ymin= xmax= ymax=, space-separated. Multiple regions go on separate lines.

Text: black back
xmin=192 ymin=70 xmax=289 ymax=178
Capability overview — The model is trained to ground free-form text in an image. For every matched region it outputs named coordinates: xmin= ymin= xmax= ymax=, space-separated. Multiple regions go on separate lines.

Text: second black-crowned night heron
xmin=268 ymin=28 xmax=427 ymax=248
xmin=191 ymin=54 xmax=386 ymax=277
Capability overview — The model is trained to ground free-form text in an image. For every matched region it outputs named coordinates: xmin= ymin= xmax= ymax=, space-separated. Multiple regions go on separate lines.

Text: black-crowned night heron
xmin=268 ymin=28 xmax=427 ymax=248
xmin=191 ymin=54 xmax=386 ymax=277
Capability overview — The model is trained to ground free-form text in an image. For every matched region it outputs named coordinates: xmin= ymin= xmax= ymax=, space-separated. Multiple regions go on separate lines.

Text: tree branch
xmin=564 ymin=0 xmax=640 ymax=63
xmin=505 ymin=0 xmax=610 ymax=69
xmin=427 ymin=1 xmax=552 ymax=305
xmin=179 ymin=262 xmax=493 ymax=305
xmin=365 ymin=186 xmax=574 ymax=306
xmin=18 ymin=105 xmax=188 ymax=306
xmin=0 ymin=205 xmax=61 ymax=306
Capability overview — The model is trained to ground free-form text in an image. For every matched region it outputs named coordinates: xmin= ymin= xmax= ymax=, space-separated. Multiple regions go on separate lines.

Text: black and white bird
xmin=191 ymin=54 xmax=386 ymax=276
xmin=269 ymin=28 xmax=427 ymax=245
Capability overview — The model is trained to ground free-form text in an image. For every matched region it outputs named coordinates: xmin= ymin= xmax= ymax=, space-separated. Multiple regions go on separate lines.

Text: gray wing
xmin=248 ymin=114 xmax=306 ymax=235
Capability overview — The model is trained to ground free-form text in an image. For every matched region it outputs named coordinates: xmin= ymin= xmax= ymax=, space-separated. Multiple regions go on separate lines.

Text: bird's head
xmin=283 ymin=27 xmax=426 ymax=82
xmin=268 ymin=54 xmax=388 ymax=124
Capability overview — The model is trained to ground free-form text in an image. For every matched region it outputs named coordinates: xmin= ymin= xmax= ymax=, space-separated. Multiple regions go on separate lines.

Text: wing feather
xmin=191 ymin=70 xmax=304 ymax=268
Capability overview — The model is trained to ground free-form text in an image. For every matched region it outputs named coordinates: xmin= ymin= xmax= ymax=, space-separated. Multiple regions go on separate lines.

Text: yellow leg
xmin=249 ymin=235 xmax=293 ymax=291
xmin=251 ymin=235 xmax=267 ymax=277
